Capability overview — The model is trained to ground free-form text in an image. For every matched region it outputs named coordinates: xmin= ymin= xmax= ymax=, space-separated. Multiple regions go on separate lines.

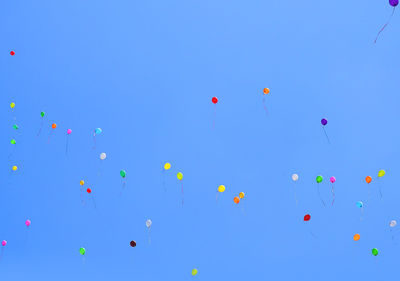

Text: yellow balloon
xmin=191 ymin=268 xmax=198 ymax=276
xmin=10 ymin=102 xmax=15 ymax=109
xmin=239 ymin=192 xmax=245 ymax=199
xmin=164 ymin=162 xmax=171 ymax=170
xmin=177 ymin=172 xmax=183 ymax=181
xmin=218 ymin=185 xmax=226 ymax=193
xmin=80 ymin=180 xmax=85 ymax=186
xmin=378 ymin=170 xmax=386 ymax=178
xmin=12 ymin=165 xmax=18 ymax=171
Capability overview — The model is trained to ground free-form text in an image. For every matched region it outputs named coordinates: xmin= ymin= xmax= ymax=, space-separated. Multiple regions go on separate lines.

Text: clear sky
xmin=1 ymin=0 xmax=400 ymax=280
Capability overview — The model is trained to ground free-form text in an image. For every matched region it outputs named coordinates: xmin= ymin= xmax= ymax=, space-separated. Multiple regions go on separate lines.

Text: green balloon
xmin=120 ymin=170 xmax=126 ymax=178
xmin=10 ymin=139 xmax=16 ymax=144
xmin=40 ymin=111 xmax=45 ymax=117
xmin=372 ymin=248 xmax=378 ymax=256
xmin=316 ymin=175 xmax=323 ymax=183
xmin=79 ymin=247 xmax=86 ymax=255
xmin=13 ymin=124 xmax=19 ymax=130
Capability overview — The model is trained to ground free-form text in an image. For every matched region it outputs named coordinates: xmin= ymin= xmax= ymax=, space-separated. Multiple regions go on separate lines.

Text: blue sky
xmin=1 ymin=0 xmax=400 ymax=280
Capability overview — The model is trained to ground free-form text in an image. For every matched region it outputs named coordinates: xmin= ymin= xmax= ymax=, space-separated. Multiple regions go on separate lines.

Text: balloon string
xmin=162 ymin=170 xmax=166 ymax=192
xmin=262 ymin=97 xmax=269 ymax=116
xmin=374 ymin=7 xmax=396 ymax=43
xmin=322 ymin=127 xmax=331 ymax=144
xmin=93 ymin=134 xmax=96 ymax=150
xmin=181 ymin=182 xmax=184 ymax=206
xmin=317 ymin=183 xmax=326 ymax=207
xmin=331 ymin=184 xmax=335 ymax=206
xmin=212 ymin=105 xmax=216 ymax=129
xmin=48 ymin=130 xmax=53 ymax=144
xmin=80 ymin=189 xmax=85 ymax=206
xmin=360 ymin=207 xmax=364 ymax=221
xmin=0 ymin=247 xmax=4 ymax=261
xmin=7 ymin=145 xmax=16 ymax=160
xmin=65 ymin=135 xmax=69 ymax=155
xmin=148 ymin=228 xmax=151 ymax=245
xmin=379 ymin=185 xmax=383 ymax=200
xmin=91 ymin=195 xmax=97 ymax=209
xmin=37 ymin=120 xmax=43 ymax=136
xmin=293 ymin=185 xmax=298 ymax=206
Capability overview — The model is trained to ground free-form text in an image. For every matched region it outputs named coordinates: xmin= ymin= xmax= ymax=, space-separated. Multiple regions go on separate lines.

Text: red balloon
xmin=304 ymin=214 xmax=311 ymax=221
xmin=10 ymin=51 xmax=15 ymax=56
xmin=87 ymin=188 xmax=92 ymax=194
xmin=211 ymin=97 xmax=218 ymax=104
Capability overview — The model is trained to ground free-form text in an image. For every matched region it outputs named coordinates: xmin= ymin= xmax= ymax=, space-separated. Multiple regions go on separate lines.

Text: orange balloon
xmin=51 ymin=123 xmax=57 ymax=129
xmin=353 ymin=234 xmax=360 ymax=241
xmin=233 ymin=197 xmax=240 ymax=204
xmin=366 ymin=176 xmax=372 ymax=184
xmin=263 ymin=88 xmax=270 ymax=95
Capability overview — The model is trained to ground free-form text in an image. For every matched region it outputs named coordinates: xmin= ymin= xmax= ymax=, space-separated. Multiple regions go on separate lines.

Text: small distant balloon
xmin=304 ymin=214 xmax=311 ymax=221
xmin=25 ymin=219 xmax=31 ymax=227
xmin=10 ymin=139 xmax=16 ymax=144
xmin=239 ymin=192 xmax=245 ymax=199
xmin=67 ymin=129 xmax=72 ymax=135
xmin=330 ymin=177 xmax=336 ymax=183
xmin=40 ymin=111 xmax=45 ymax=117
xmin=390 ymin=220 xmax=397 ymax=227
xmin=372 ymin=248 xmax=379 ymax=256
xmin=356 ymin=201 xmax=363 ymax=208
xmin=378 ymin=170 xmax=386 ymax=178
xmin=321 ymin=118 xmax=328 ymax=126
xmin=10 ymin=102 xmax=15 ymax=109
xmin=1 ymin=240 xmax=7 ymax=246
xmin=192 ymin=268 xmax=198 ymax=276
xmin=130 ymin=241 xmax=137 ymax=247
xmin=316 ymin=175 xmax=323 ymax=183
xmin=100 ymin=152 xmax=107 ymax=160
xmin=146 ymin=219 xmax=152 ymax=228
xmin=12 ymin=165 xmax=17 ymax=171
xmin=13 ymin=124 xmax=19 ymax=130
xmin=94 ymin=128 xmax=102 ymax=135
xmin=218 ymin=185 xmax=226 ymax=193
xmin=292 ymin=174 xmax=299 ymax=182
xmin=86 ymin=188 xmax=92 ymax=194
xmin=51 ymin=123 xmax=57 ymax=129
xmin=79 ymin=180 xmax=85 ymax=186
xmin=233 ymin=197 xmax=240 ymax=204
xmin=263 ymin=88 xmax=270 ymax=95
xmin=366 ymin=176 xmax=372 ymax=184
xmin=164 ymin=162 xmax=171 ymax=170
xmin=353 ymin=234 xmax=360 ymax=241
xmin=120 ymin=170 xmax=126 ymax=178
xmin=177 ymin=172 xmax=183 ymax=181
xmin=10 ymin=51 xmax=15 ymax=56
xmin=79 ymin=247 xmax=86 ymax=255
xmin=211 ymin=97 xmax=218 ymax=104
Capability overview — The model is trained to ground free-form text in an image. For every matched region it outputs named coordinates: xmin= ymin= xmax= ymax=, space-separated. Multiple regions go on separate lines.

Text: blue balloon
xmin=94 ymin=128 xmax=102 ymax=135
xmin=356 ymin=201 xmax=363 ymax=208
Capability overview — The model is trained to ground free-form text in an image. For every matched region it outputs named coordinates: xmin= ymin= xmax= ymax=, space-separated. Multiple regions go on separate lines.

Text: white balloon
xmin=292 ymin=174 xmax=299 ymax=182
xmin=100 ymin=152 xmax=107 ymax=160
xmin=390 ymin=220 xmax=397 ymax=227
xmin=146 ymin=219 xmax=152 ymax=228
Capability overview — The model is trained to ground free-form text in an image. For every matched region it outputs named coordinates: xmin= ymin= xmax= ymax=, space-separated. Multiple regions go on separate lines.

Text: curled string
xmin=374 ymin=7 xmax=396 ymax=43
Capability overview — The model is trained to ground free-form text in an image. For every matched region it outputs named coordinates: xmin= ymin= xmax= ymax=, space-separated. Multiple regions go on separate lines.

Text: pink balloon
xmin=67 ymin=129 xmax=72 ymax=135
xmin=1 ymin=240 xmax=7 ymax=246
xmin=25 ymin=219 xmax=31 ymax=227
xmin=330 ymin=177 xmax=336 ymax=183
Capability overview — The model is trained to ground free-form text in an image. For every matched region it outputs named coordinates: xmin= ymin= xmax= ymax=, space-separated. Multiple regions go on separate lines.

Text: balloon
xmin=79 ymin=180 xmax=85 ymax=186
xmin=263 ymin=88 xmax=270 ymax=95
xmin=390 ymin=0 xmax=399 ymax=7
xmin=67 ymin=129 xmax=72 ymax=135
xmin=1 ymin=240 xmax=7 ymax=246
xmin=366 ymin=176 xmax=372 ymax=184
xmin=233 ymin=197 xmax=240 ymax=204
xmin=353 ymin=234 xmax=360 ymax=241
xmin=378 ymin=170 xmax=386 ymax=178
xmin=100 ymin=153 xmax=107 ymax=160
xmin=79 ymin=247 xmax=86 ymax=255
xmin=292 ymin=174 xmax=299 ymax=182
xmin=13 ymin=124 xmax=19 ymax=130
xmin=25 ymin=219 xmax=31 ymax=227
xmin=130 ymin=241 xmax=137 ymax=247
xmin=356 ymin=201 xmax=363 ymax=208
xmin=304 ymin=214 xmax=311 ymax=221
xmin=10 ymin=51 xmax=15 ymax=56
xmin=390 ymin=220 xmax=397 ymax=227
xmin=330 ymin=177 xmax=336 ymax=183
xmin=239 ymin=192 xmax=245 ymax=199
xmin=164 ymin=162 xmax=171 ymax=170
xmin=120 ymin=170 xmax=127 ymax=178
xmin=177 ymin=172 xmax=183 ymax=181
xmin=321 ymin=118 xmax=327 ymax=126
xmin=94 ymin=128 xmax=102 ymax=135
xmin=12 ymin=165 xmax=17 ymax=171
xmin=372 ymin=248 xmax=379 ymax=256
xmin=316 ymin=175 xmax=323 ymax=183
xmin=10 ymin=139 xmax=16 ymax=144
xmin=40 ymin=111 xmax=45 ymax=117
xmin=51 ymin=123 xmax=57 ymax=129
xmin=192 ymin=269 xmax=198 ymax=276
xmin=10 ymin=102 xmax=15 ymax=109
xmin=211 ymin=97 xmax=218 ymax=104
xmin=218 ymin=185 xmax=226 ymax=193
xmin=146 ymin=219 xmax=152 ymax=228
xmin=87 ymin=188 xmax=92 ymax=194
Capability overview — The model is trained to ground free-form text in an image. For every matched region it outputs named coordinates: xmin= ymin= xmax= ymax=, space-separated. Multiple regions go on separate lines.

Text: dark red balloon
xmin=130 ymin=240 xmax=136 ymax=247
xmin=304 ymin=214 xmax=311 ymax=221
xmin=211 ymin=97 xmax=218 ymax=104
xmin=87 ymin=188 xmax=92 ymax=194
xmin=10 ymin=51 xmax=15 ymax=56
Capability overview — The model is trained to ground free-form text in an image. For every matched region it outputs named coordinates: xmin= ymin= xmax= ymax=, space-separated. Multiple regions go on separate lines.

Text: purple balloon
xmin=390 ymin=0 xmax=399 ymax=7
xmin=321 ymin=118 xmax=328 ymax=126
